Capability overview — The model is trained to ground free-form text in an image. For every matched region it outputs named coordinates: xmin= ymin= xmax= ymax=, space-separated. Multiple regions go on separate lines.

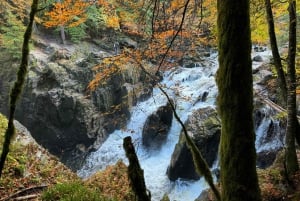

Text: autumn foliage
xmin=43 ymin=0 xmax=89 ymax=28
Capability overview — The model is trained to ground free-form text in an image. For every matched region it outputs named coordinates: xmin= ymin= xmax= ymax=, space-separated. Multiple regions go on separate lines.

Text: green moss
xmin=42 ymin=181 xmax=115 ymax=201
xmin=0 ymin=113 xmax=8 ymax=142
xmin=160 ymin=194 xmax=170 ymax=201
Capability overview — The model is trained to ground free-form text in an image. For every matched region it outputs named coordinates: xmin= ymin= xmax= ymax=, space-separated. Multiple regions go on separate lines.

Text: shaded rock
xmin=0 ymin=37 xmax=155 ymax=170
xmin=142 ymin=101 xmax=173 ymax=148
xmin=167 ymin=107 xmax=221 ymax=181
xmin=193 ymin=91 xmax=209 ymax=106
xmin=253 ymin=55 xmax=263 ymax=62
xmin=254 ymin=46 xmax=267 ymax=52
xmin=178 ymin=54 xmax=201 ymax=68
xmin=119 ymin=37 xmax=138 ymax=49
xmin=49 ymin=48 xmax=72 ymax=61
xmin=257 ymin=150 xmax=280 ymax=169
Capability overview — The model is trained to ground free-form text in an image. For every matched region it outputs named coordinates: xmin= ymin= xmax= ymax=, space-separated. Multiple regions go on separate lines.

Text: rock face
xmin=142 ymin=101 xmax=173 ymax=148
xmin=0 ymin=36 xmax=153 ymax=170
xmin=167 ymin=106 xmax=221 ymax=181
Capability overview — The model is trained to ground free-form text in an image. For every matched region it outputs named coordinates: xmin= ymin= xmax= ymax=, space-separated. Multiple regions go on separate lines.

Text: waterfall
xmin=78 ymin=49 xmax=283 ymax=201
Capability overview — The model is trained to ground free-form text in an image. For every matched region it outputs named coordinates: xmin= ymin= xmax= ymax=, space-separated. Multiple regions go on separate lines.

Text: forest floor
xmin=258 ymin=150 xmax=300 ymax=201
xmin=0 ymin=111 xmax=300 ymax=200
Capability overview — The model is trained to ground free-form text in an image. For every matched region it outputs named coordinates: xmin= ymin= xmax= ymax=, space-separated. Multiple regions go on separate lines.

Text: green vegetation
xmin=42 ymin=181 xmax=114 ymax=201
xmin=0 ymin=113 xmax=78 ymax=199
xmin=0 ymin=11 xmax=26 ymax=59
xmin=1 ymin=113 xmax=133 ymax=200
xmin=0 ymin=0 xmax=299 ymax=200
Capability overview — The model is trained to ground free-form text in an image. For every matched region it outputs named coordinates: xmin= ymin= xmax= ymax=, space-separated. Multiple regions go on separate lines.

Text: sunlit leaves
xmin=43 ymin=0 xmax=89 ymax=28
xmin=88 ymin=54 xmax=128 ymax=91
xmin=106 ymin=15 xmax=120 ymax=29
xmin=250 ymin=0 xmax=289 ymax=44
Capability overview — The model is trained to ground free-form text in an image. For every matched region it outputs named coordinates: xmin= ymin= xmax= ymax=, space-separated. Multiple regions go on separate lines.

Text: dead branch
xmin=1 ymin=185 xmax=47 ymax=201
xmin=14 ymin=194 xmax=38 ymax=200
xmin=254 ymin=90 xmax=300 ymax=121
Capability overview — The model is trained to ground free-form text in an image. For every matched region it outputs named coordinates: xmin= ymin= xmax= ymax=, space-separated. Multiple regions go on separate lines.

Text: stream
xmin=78 ymin=49 xmax=284 ymax=201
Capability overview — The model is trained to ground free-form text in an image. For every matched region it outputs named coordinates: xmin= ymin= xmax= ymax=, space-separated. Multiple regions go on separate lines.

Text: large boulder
xmin=1 ymin=37 xmax=154 ymax=170
xmin=167 ymin=107 xmax=221 ymax=181
xmin=142 ymin=101 xmax=173 ymax=148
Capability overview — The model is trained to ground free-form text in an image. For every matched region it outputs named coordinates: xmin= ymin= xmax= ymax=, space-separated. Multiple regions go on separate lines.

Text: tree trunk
xmin=60 ymin=25 xmax=66 ymax=45
xmin=216 ymin=0 xmax=261 ymax=200
xmin=123 ymin=137 xmax=151 ymax=201
xmin=0 ymin=0 xmax=39 ymax=178
xmin=264 ymin=0 xmax=300 ymax=146
xmin=285 ymin=0 xmax=299 ymax=177
xmin=264 ymin=0 xmax=287 ymax=104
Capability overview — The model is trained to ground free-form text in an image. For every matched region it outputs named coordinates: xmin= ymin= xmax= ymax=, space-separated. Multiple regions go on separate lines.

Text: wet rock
xmin=142 ymin=101 xmax=173 ymax=148
xmin=253 ymin=55 xmax=263 ymax=62
xmin=167 ymin=107 xmax=221 ymax=181
xmin=257 ymin=150 xmax=279 ymax=169
xmin=119 ymin=37 xmax=138 ymax=49
xmin=254 ymin=46 xmax=267 ymax=52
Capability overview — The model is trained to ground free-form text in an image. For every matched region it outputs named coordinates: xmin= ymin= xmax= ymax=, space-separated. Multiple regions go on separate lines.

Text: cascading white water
xmin=255 ymin=105 xmax=284 ymax=152
xmin=78 ymin=49 xmax=282 ymax=201
xmin=78 ymin=52 xmax=219 ymax=201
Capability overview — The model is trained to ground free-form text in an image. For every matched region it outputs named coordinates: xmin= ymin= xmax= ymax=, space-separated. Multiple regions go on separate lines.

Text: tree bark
xmin=264 ymin=0 xmax=300 ymax=146
xmin=0 ymin=0 xmax=39 ymax=178
xmin=60 ymin=25 xmax=66 ymax=45
xmin=264 ymin=0 xmax=287 ymax=104
xmin=216 ymin=0 xmax=261 ymax=200
xmin=285 ymin=0 xmax=299 ymax=177
xmin=123 ymin=136 xmax=151 ymax=201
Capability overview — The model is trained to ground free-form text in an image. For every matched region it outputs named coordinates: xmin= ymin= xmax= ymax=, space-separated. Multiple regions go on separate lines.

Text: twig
xmin=15 ymin=194 xmax=38 ymax=200
xmin=1 ymin=185 xmax=47 ymax=201
xmin=155 ymin=0 xmax=191 ymax=74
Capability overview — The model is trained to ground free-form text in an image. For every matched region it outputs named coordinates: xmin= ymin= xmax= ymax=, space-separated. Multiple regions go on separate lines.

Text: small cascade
xmin=255 ymin=105 xmax=284 ymax=152
xmin=78 ymin=49 xmax=285 ymax=201
xmin=78 ymin=53 xmax=219 ymax=201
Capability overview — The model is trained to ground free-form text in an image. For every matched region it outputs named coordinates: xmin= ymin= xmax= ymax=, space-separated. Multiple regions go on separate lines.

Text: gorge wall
xmin=0 ymin=34 xmax=154 ymax=170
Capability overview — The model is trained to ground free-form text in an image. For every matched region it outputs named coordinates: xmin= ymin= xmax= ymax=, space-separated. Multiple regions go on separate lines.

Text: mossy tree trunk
xmin=285 ymin=0 xmax=299 ymax=177
xmin=216 ymin=0 xmax=261 ymax=200
xmin=264 ymin=0 xmax=287 ymax=104
xmin=0 ymin=0 xmax=39 ymax=178
xmin=123 ymin=136 xmax=151 ymax=201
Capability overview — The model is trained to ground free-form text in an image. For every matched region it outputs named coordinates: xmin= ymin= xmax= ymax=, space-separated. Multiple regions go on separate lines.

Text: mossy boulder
xmin=167 ymin=106 xmax=221 ymax=181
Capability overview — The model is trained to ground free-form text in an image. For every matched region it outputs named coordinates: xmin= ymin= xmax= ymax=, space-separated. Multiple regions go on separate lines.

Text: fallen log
xmin=254 ymin=90 xmax=300 ymax=121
